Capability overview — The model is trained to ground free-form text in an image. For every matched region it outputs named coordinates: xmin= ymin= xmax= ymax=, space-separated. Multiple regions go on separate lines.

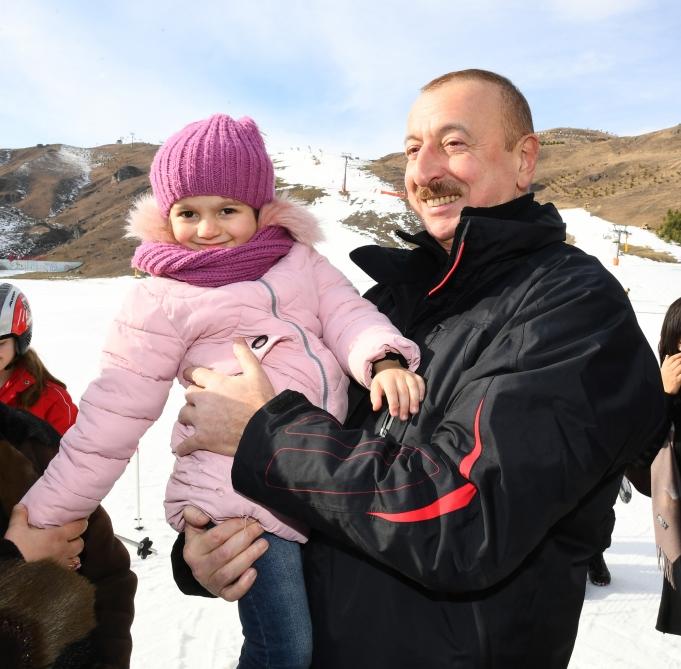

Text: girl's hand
xmin=4 ymin=504 xmax=87 ymax=569
xmin=661 ymin=352 xmax=681 ymax=395
xmin=370 ymin=360 xmax=426 ymax=421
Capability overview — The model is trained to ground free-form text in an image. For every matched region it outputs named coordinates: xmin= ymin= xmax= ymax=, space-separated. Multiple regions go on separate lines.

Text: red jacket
xmin=0 ymin=366 xmax=77 ymax=436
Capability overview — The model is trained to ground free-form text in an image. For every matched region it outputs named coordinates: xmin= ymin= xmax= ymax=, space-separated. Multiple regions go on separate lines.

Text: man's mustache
xmin=415 ymin=181 xmax=463 ymax=201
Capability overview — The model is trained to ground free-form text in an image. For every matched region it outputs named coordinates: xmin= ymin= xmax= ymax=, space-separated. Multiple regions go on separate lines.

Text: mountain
xmin=1 ymin=124 xmax=680 ymax=277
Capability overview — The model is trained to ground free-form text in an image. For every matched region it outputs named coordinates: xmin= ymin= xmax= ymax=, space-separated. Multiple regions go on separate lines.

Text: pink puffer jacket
xmin=22 ymin=196 xmax=420 ymax=541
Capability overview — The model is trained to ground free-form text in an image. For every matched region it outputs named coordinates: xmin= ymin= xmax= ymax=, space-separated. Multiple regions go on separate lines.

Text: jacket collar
xmin=0 ymin=365 xmax=35 ymax=402
xmin=351 ymin=194 xmax=566 ymax=293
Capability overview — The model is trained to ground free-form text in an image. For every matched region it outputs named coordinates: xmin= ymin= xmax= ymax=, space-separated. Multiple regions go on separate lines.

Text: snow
xmin=4 ymin=150 xmax=681 ymax=667
xmin=48 ymin=146 xmax=94 ymax=216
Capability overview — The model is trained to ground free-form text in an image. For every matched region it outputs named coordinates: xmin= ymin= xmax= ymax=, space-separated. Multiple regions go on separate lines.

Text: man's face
xmin=404 ymin=79 xmax=536 ymax=251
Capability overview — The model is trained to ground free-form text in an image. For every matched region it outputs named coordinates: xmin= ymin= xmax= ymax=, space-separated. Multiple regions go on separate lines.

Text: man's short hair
xmin=422 ymin=70 xmax=534 ymax=150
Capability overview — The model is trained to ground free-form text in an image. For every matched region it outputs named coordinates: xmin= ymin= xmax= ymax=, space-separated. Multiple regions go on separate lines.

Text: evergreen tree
xmin=658 ymin=209 xmax=681 ymax=244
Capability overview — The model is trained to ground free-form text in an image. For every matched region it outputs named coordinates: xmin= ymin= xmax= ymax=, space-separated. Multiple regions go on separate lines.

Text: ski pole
xmin=134 ymin=451 xmax=143 ymax=530
xmin=115 ymin=533 xmax=156 ymax=559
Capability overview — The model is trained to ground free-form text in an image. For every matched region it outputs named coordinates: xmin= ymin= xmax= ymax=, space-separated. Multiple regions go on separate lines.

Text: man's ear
xmin=516 ymin=133 xmax=539 ymax=192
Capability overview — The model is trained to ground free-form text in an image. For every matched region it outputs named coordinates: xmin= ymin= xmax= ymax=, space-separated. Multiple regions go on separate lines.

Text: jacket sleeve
xmin=309 ymin=249 xmax=420 ymax=386
xmin=232 ymin=263 xmax=666 ymax=593
xmin=78 ymin=505 xmax=137 ymax=669
xmin=22 ymin=283 xmax=185 ymax=527
xmin=625 ymin=393 xmax=676 ymax=496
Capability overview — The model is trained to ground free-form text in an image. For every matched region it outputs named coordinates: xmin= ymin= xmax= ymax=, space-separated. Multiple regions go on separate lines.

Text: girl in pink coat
xmin=23 ymin=114 xmax=422 ymax=667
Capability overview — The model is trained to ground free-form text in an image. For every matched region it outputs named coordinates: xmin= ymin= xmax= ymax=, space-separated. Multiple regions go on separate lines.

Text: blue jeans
xmin=237 ymin=533 xmax=312 ymax=668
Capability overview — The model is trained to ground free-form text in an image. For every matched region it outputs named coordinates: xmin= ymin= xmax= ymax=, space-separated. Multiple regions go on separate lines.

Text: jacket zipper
xmin=258 ymin=278 xmax=330 ymax=412
xmin=427 ymin=222 xmax=470 ymax=297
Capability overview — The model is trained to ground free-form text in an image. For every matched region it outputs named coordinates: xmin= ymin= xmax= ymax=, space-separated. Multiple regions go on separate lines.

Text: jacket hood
xmin=125 ymin=192 xmax=325 ymax=247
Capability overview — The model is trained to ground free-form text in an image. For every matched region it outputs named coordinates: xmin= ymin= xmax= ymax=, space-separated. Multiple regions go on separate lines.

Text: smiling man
xmin=404 ymin=72 xmax=536 ymax=249
xmin=173 ymin=70 xmax=666 ymax=668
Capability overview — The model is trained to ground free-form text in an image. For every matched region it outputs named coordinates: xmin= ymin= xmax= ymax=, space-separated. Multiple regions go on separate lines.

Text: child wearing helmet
xmin=0 ymin=283 xmax=77 ymax=436
xmin=22 ymin=114 xmax=424 ymax=667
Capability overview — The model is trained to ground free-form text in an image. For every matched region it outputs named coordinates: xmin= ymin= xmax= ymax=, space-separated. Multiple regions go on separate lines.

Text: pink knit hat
xmin=150 ymin=114 xmax=275 ymax=217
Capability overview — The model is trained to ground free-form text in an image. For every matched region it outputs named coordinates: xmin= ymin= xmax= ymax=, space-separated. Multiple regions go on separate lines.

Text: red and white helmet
xmin=0 ymin=283 xmax=33 ymax=355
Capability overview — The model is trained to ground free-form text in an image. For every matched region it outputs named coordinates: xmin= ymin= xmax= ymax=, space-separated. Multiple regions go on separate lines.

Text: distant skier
xmin=20 ymin=114 xmax=424 ymax=668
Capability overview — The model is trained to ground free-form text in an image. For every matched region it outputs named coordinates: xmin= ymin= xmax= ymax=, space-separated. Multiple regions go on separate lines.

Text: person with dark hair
xmin=0 ymin=283 xmax=77 ymax=436
xmin=655 ymin=297 xmax=681 ymax=634
xmin=0 ymin=403 xmax=137 ymax=668
xmin=173 ymin=69 xmax=666 ymax=667
xmin=628 ymin=296 xmax=681 ymax=634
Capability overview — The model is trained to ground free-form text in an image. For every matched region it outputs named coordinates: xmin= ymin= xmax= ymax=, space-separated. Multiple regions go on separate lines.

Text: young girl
xmin=22 ymin=114 xmax=423 ymax=667
xmin=0 ymin=283 xmax=78 ymax=436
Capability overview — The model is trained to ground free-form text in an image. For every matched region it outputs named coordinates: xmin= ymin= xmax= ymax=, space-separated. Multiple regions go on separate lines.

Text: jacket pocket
xmin=245 ymin=333 xmax=291 ymax=361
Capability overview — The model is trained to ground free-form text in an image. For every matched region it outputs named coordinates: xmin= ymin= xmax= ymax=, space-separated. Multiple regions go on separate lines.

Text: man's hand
xmin=177 ymin=339 xmax=276 ymax=457
xmin=182 ymin=506 xmax=268 ymax=601
xmin=4 ymin=504 xmax=87 ymax=569
xmin=661 ymin=352 xmax=681 ymax=395
xmin=370 ymin=360 xmax=426 ymax=421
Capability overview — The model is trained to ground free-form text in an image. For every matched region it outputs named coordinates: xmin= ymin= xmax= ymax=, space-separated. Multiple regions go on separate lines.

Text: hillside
xmin=1 ymin=124 xmax=680 ymax=277
xmin=0 ymin=142 xmax=156 ymax=277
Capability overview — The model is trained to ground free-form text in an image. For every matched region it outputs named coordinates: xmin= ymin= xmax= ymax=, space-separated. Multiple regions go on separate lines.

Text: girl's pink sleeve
xmin=21 ymin=283 xmax=185 ymax=527
xmin=309 ymin=249 xmax=420 ymax=387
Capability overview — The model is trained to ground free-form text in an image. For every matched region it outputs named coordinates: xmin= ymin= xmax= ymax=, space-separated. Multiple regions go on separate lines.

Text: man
xmin=173 ymin=70 xmax=665 ymax=667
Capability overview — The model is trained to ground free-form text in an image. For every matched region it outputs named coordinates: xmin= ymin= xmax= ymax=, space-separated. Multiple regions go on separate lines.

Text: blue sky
xmin=2 ymin=0 xmax=680 ymax=158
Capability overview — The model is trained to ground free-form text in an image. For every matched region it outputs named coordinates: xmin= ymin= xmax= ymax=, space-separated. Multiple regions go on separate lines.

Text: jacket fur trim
xmin=125 ymin=192 xmax=325 ymax=247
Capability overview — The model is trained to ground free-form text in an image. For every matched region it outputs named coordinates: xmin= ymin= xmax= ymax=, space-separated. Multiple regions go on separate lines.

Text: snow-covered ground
xmin=3 ymin=151 xmax=681 ymax=667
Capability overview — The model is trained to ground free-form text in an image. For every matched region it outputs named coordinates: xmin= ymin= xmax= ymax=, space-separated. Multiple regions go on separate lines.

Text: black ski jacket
xmin=232 ymin=195 xmax=666 ymax=668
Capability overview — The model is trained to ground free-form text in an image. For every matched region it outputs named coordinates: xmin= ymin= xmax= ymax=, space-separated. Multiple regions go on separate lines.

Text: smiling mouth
xmin=424 ymin=194 xmax=460 ymax=208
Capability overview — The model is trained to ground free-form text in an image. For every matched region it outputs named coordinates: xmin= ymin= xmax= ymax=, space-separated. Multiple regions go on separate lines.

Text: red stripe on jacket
xmin=367 ymin=398 xmax=484 ymax=523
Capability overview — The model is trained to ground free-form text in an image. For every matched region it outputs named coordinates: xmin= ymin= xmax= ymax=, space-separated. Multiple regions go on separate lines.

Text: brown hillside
xmin=535 ymin=125 xmax=681 ymax=229
xmin=366 ymin=125 xmax=681 ymax=230
xmin=44 ymin=143 xmax=157 ymax=277
xmin=1 ymin=142 xmax=157 ymax=277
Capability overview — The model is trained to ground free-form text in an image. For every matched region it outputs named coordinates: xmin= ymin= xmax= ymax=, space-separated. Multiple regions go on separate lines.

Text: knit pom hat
xmin=150 ymin=114 xmax=275 ymax=217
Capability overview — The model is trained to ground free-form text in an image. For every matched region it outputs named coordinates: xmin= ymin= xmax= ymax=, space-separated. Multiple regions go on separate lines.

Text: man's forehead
xmin=406 ymin=80 xmax=502 ymax=137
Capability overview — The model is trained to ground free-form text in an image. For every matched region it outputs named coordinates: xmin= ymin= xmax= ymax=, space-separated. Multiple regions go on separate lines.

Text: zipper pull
xmin=379 ymin=413 xmax=394 ymax=437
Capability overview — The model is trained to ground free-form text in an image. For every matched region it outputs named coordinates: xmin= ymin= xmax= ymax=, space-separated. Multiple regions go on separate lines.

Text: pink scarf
xmin=132 ymin=226 xmax=294 ymax=287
